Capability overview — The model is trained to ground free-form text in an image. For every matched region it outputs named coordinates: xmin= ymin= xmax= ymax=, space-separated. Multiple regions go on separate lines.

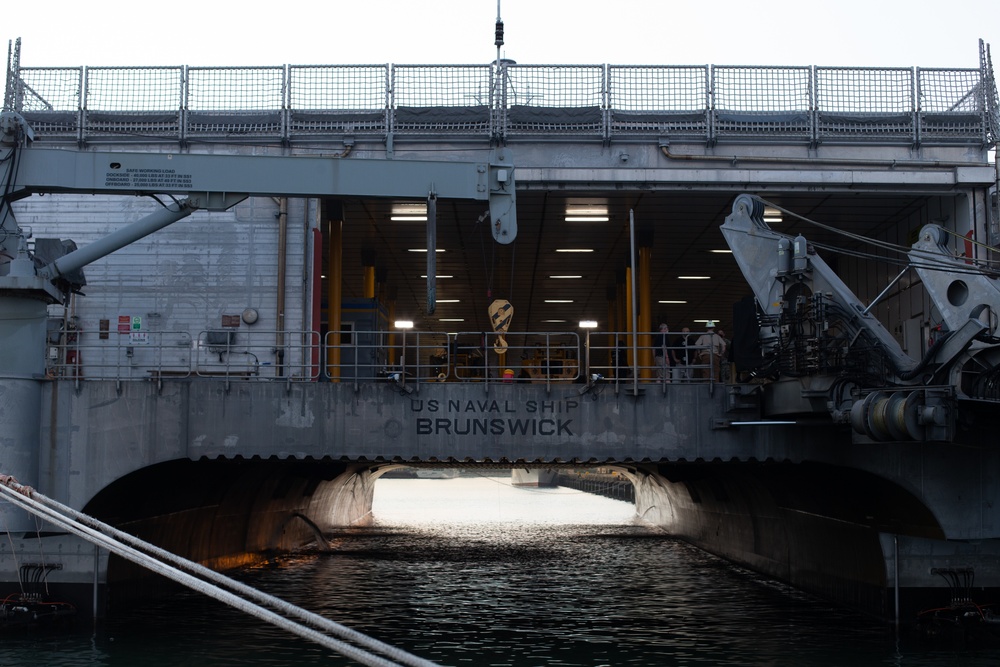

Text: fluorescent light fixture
xmin=394 ymin=320 xmax=414 ymax=329
xmin=439 ymin=318 xmax=465 ymax=322
xmin=678 ymin=275 xmax=711 ymax=280
xmin=555 ymin=249 xmax=594 ymax=253
xmin=408 ymin=248 xmax=445 ymax=253
xmin=730 ymin=421 xmax=796 ymax=425
xmin=391 ymin=203 xmax=427 ymax=221
xmin=659 ymin=300 xmax=687 ymax=304
xmin=710 ymin=249 xmax=733 ymax=254
xmin=579 ymin=320 xmax=598 ymax=328
xmin=436 ymin=299 xmax=460 ymax=303
xmin=545 ymin=299 xmax=574 ymax=303
xmin=542 ymin=319 xmax=567 ymax=323
xmin=550 ymin=275 xmax=582 ymax=279
xmin=565 ymin=202 xmax=608 ymax=222
xmin=694 ymin=319 xmax=720 ymax=324
xmin=763 ymin=206 xmax=783 ymax=223
xmin=421 ymin=275 xmax=453 ymax=279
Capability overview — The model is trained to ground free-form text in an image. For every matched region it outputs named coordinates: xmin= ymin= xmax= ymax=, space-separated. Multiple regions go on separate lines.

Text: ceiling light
xmin=542 ymin=319 xmax=567 ymax=323
xmin=408 ymin=248 xmax=445 ymax=252
xmin=658 ymin=300 xmax=687 ymax=304
xmin=565 ymin=201 xmax=608 ymax=222
xmin=439 ymin=318 xmax=465 ymax=322
xmin=579 ymin=320 xmax=598 ymax=328
xmin=556 ymin=249 xmax=594 ymax=253
xmin=391 ymin=203 xmax=427 ymax=221
xmin=420 ymin=275 xmax=453 ymax=279
xmin=763 ymin=206 xmax=783 ymax=224
xmin=678 ymin=275 xmax=711 ymax=280
xmin=550 ymin=275 xmax=582 ymax=279
xmin=731 ymin=420 xmax=796 ymax=425
xmin=394 ymin=320 xmax=414 ymax=329
xmin=436 ymin=299 xmax=460 ymax=303
xmin=545 ymin=299 xmax=574 ymax=303
xmin=709 ymin=249 xmax=733 ymax=254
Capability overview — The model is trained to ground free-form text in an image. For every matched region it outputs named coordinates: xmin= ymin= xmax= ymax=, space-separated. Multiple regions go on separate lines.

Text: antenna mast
xmin=495 ymin=1 xmax=504 ymax=65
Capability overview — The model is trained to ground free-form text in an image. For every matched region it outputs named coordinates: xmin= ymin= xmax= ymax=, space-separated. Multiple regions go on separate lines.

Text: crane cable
xmin=0 ymin=475 xmax=438 ymax=667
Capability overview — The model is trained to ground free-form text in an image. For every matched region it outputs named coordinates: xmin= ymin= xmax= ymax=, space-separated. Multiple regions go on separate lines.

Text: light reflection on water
xmin=2 ymin=475 xmax=999 ymax=666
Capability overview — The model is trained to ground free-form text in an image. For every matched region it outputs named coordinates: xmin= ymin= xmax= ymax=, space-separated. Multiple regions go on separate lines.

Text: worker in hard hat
xmin=694 ymin=321 xmax=726 ymax=382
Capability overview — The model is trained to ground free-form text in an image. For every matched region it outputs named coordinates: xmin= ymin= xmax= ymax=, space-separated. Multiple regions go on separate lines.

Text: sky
xmin=4 ymin=0 xmax=998 ymax=70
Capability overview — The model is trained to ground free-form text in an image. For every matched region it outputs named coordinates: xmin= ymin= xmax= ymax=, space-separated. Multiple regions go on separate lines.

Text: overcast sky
xmin=5 ymin=0 xmax=998 ymax=69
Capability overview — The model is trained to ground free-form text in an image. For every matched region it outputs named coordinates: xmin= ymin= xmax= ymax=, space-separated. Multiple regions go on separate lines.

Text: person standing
xmin=695 ymin=321 xmax=726 ymax=381
xmin=654 ymin=323 xmax=672 ymax=381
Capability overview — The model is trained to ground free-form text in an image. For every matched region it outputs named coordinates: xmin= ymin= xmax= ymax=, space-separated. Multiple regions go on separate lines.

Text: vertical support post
xmin=326 ymin=208 xmax=343 ymax=382
xmin=606 ymin=285 xmax=617 ymax=376
xmin=629 ymin=210 xmax=638 ymax=395
xmin=637 ymin=231 xmax=653 ymax=380
xmin=894 ymin=534 xmax=900 ymax=640
xmin=625 ymin=267 xmax=633 ymax=369
xmin=276 ymin=198 xmax=288 ymax=377
xmin=427 ymin=194 xmax=437 ymax=315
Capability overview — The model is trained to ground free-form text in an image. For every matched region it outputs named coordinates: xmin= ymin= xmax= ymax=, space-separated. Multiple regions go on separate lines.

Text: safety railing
xmin=322 ymin=329 xmax=729 ymax=392
xmin=44 ymin=327 xmax=731 ymax=388
xmin=8 ymin=61 xmax=996 ymax=146
xmin=46 ymin=329 xmax=321 ymax=383
xmin=584 ymin=331 xmax=725 ymax=390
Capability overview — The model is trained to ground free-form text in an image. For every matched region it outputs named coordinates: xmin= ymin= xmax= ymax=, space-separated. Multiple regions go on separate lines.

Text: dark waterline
xmin=2 ymin=476 xmax=998 ymax=666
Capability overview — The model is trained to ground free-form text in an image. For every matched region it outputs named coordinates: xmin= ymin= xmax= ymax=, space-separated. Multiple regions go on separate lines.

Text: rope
xmin=0 ymin=476 xmax=439 ymax=667
xmin=1 ymin=510 xmax=24 ymax=596
xmin=32 ymin=512 xmax=51 ymax=596
xmin=754 ymin=195 xmax=1000 ymax=270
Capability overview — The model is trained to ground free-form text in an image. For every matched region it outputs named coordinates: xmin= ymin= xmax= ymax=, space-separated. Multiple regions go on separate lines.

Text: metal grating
xmin=712 ymin=66 xmax=812 ymax=141
xmin=608 ymin=66 xmax=709 ymax=137
xmin=502 ymin=65 xmax=605 ymax=136
xmin=816 ymin=67 xmax=915 ymax=143
xmin=391 ymin=65 xmax=494 ymax=135
xmin=918 ymin=68 xmax=987 ymax=144
xmin=83 ymin=67 xmax=183 ymax=140
xmin=6 ymin=61 xmax=995 ymax=148
xmin=15 ymin=67 xmax=82 ymax=140
xmin=288 ymin=65 xmax=389 ymax=137
xmin=186 ymin=67 xmax=285 ymax=138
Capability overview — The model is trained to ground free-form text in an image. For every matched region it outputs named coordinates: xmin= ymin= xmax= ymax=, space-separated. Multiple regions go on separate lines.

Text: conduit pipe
xmin=276 ymin=197 xmax=288 ymax=376
xmin=0 ymin=476 xmax=436 ymax=667
xmin=660 ymin=143 xmax=991 ymax=168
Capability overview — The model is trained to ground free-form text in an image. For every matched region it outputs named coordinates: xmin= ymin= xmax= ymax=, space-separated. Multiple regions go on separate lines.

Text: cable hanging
xmin=0 ymin=474 xmax=438 ymax=667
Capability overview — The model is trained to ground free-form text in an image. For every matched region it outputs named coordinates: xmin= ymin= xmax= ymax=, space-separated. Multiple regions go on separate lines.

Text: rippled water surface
xmin=3 ymin=476 xmax=999 ymax=666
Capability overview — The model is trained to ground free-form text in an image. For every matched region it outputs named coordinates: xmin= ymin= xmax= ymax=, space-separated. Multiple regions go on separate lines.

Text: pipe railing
xmin=44 ymin=327 xmax=729 ymax=386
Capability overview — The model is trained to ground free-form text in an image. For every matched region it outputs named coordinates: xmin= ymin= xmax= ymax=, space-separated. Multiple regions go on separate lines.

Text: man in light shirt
xmin=694 ymin=321 xmax=726 ymax=381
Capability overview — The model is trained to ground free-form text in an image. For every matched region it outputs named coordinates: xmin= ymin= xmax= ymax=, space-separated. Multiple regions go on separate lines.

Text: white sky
xmin=5 ymin=0 xmax=998 ymax=69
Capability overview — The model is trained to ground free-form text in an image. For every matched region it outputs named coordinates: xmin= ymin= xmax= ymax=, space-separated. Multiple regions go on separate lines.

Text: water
xmin=3 ymin=475 xmax=999 ymax=666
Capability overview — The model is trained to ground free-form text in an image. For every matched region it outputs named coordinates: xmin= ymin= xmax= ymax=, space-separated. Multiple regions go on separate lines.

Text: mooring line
xmin=0 ymin=475 xmax=440 ymax=667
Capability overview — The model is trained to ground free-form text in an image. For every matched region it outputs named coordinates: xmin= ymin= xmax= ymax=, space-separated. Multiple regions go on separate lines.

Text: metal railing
xmin=44 ymin=327 xmax=731 ymax=388
xmin=7 ymin=60 xmax=997 ymax=146
xmin=46 ymin=329 xmax=321 ymax=383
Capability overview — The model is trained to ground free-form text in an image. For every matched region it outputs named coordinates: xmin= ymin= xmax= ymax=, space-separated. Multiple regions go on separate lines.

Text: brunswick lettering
xmin=407 ymin=398 xmax=578 ymax=436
